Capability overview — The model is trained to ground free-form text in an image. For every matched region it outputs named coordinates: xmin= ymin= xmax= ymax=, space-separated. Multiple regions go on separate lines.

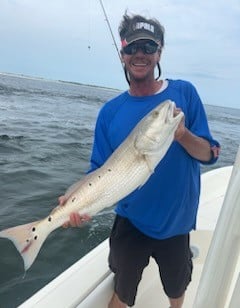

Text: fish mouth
xmin=169 ymin=101 xmax=175 ymax=115
xmin=168 ymin=101 xmax=184 ymax=125
xmin=164 ymin=101 xmax=175 ymax=123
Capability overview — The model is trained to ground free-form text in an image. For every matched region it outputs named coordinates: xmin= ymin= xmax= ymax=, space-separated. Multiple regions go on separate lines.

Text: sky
xmin=0 ymin=0 xmax=240 ymax=108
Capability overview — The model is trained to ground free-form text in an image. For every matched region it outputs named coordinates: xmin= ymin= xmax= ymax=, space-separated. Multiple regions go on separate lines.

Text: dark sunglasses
xmin=122 ymin=41 xmax=160 ymax=55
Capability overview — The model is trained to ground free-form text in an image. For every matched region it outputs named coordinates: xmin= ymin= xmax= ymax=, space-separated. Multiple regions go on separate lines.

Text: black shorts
xmin=108 ymin=215 xmax=193 ymax=307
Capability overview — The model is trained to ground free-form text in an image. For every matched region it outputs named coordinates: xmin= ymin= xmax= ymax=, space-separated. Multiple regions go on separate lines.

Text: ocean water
xmin=0 ymin=73 xmax=239 ymax=307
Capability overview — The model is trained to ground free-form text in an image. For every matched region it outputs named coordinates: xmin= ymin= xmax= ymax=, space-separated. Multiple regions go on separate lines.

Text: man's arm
xmin=174 ymin=111 xmax=220 ymax=162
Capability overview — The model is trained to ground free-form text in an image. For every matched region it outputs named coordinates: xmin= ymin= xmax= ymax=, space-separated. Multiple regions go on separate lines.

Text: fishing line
xmin=98 ymin=0 xmax=124 ymax=71
xmin=88 ymin=0 xmax=93 ymax=51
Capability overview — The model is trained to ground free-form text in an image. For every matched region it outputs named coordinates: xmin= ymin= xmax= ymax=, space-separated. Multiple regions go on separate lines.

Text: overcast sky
xmin=0 ymin=0 xmax=239 ymax=108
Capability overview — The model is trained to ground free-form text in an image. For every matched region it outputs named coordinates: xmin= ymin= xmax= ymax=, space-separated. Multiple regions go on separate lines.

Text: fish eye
xmin=152 ymin=111 xmax=159 ymax=118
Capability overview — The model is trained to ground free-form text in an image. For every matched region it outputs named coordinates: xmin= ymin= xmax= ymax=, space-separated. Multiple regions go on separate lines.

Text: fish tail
xmin=0 ymin=220 xmax=48 ymax=271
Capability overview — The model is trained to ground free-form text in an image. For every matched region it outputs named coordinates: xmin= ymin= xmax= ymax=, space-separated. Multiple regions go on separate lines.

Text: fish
xmin=0 ymin=100 xmax=184 ymax=271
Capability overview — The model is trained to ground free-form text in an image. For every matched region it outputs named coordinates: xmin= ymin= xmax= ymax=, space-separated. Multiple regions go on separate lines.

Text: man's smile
xmin=132 ymin=63 xmax=147 ymax=67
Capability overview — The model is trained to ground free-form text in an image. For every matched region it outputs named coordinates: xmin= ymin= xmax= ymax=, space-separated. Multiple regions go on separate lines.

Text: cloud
xmin=0 ymin=0 xmax=239 ymax=108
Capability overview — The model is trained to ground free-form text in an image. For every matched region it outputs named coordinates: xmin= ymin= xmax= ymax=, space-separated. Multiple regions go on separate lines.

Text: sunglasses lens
xmin=145 ymin=43 xmax=158 ymax=54
xmin=123 ymin=44 xmax=136 ymax=55
xmin=123 ymin=42 xmax=158 ymax=55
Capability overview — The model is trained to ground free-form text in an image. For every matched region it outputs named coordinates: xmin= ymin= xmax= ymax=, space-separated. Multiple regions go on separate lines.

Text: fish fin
xmin=138 ymin=175 xmax=152 ymax=189
xmin=65 ymin=180 xmax=82 ymax=198
xmin=50 ymin=205 xmax=60 ymax=215
xmin=136 ymin=154 xmax=155 ymax=189
xmin=142 ymin=153 xmax=159 ymax=175
xmin=64 ymin=173 xmax=93 ymax=198
xmin=0 ymin=220 xmax=48 ymax=271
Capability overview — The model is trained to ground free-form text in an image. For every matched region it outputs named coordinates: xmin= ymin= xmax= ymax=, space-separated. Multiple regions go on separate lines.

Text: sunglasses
xmin=122 ymin=41 xmax=160 ymax=55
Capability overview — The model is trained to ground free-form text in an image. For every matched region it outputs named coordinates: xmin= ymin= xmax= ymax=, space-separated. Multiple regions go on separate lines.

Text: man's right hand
xmin=58 ymin=196 xmax=91 ymax=228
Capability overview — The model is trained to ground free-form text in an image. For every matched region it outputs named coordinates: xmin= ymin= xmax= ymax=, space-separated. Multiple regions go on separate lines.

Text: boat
xmin=18 ymin=148 xmax=240 ymax=308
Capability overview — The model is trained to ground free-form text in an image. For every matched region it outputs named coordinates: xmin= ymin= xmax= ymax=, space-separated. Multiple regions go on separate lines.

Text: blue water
xmin=0 ymin=73 xmax=239 ymax=307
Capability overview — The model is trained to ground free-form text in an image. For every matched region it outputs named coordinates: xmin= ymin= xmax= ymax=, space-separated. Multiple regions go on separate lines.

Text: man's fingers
xmin=69 ymin=213 xmax=81 ymax=227
xmin=174 ymin=107 xmax=182 ymax=116
xmin=62 ymin=221 xmax=70 ymax=228
xmin=62 ymin=213 xmax=92 ymax=228
xmin=58 ymin=195 xmax=67 ymax=206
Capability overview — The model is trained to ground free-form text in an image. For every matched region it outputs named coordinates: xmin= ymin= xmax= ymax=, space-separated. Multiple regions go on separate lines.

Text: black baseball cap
xmin=121 ymin=18 xmax=164 ymax=48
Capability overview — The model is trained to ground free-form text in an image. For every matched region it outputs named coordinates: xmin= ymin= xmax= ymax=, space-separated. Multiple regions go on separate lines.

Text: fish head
xmin=134 ymin=100 xmax=184 ymax=155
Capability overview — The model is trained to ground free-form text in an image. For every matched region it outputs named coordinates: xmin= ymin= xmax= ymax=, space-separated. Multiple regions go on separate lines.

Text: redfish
xmin=0 ymin=100 xmax=183 ymax=270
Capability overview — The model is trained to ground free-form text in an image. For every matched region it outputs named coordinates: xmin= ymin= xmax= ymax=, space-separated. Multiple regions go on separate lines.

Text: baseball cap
xmin=121 ymin=17 xmax=164 ymax=48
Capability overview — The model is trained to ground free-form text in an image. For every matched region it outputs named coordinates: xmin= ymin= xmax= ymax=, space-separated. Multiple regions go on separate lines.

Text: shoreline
xmin=0 ymin=71 xmax=121 ymax=93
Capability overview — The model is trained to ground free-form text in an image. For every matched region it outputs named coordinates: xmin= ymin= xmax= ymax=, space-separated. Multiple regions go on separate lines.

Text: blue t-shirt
xmin=89 ymin=79 xmax=219 ymax=239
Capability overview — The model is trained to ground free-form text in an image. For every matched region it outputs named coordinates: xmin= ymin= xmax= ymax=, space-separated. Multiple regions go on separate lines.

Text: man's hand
xmin=58 ymin=195 xmax=91 ymax=228
xmin=210 ymin=145 xmax=221 ymax=158
xmin=174 ymin=108 xmax=186 ymax=141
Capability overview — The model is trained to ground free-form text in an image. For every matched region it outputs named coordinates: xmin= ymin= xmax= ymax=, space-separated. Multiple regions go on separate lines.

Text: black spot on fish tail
xmin=48 ymin=216 xmax=52 ymax=222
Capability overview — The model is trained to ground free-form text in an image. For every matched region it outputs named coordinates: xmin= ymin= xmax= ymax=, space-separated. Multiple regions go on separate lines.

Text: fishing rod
xmin=98 ymin=0 xmax=124 ymax=70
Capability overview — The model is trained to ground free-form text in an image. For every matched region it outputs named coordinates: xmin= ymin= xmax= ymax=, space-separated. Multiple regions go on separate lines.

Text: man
xmin=61 ymin=13 xmax=220 ymax=308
